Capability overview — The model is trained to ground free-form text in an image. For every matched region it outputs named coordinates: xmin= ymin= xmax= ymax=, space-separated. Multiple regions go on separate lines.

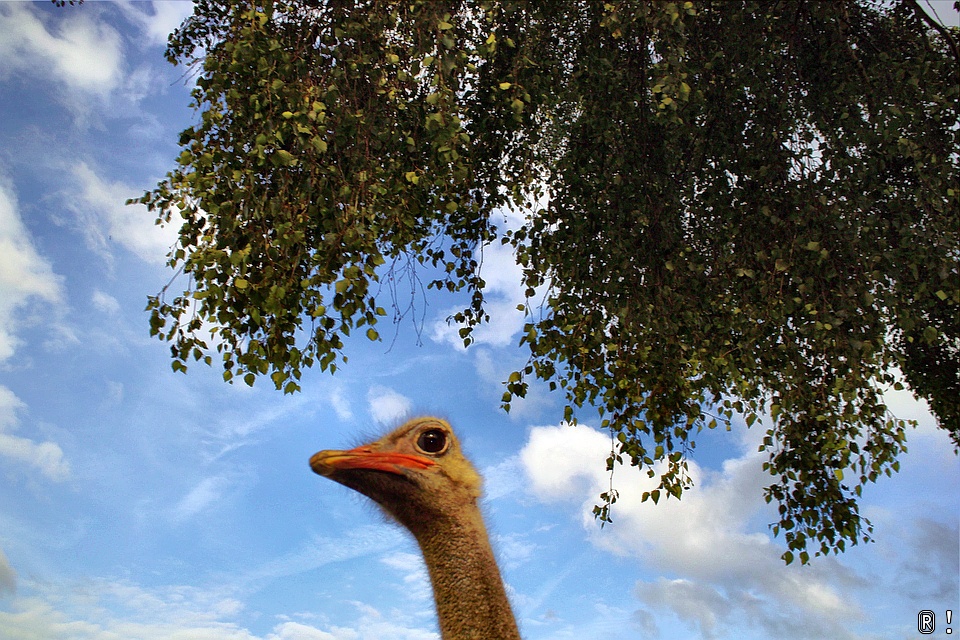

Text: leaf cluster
xmin=503 ymin=0 xmax=958 ymax=563
xmin=138 ymin=0 xmax=532 ymax=391
xmin=139 ymin=0 xmax=959 ymax=564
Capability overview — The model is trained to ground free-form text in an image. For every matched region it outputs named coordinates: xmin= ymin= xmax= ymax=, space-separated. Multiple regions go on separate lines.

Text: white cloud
xmin=0 ymin=579 xmax=257 ymax=640
xmin=116 ymin=1 xmax=196 ymax=48
xmin=0 ymin=385 xmax=70 ymax=482
xmin=0 ymin=177 xmax=65 ymax=363
xmin=379 ymin=551 xmax=425 ymax=576
xmin=519 ymin=423 xmax=865 ymax=639
xmin=367 ymin=386 xmax=413 ymax=425
xmin=635 ymin=575 xmax=860 ymax=640
xmin=69 ymin=162 xmax=180 ymax=266
xmin=879 ymin=375 xmax=942 ymax=435
xmin=325 ymin=601 xmax=438 ymax=640
xmin=0 ymin=386 xmax=23 ymax=433
xmin=0 ymin=3 xmax=123 ymax=96
xmin=272 ymin=605 xmax=440 ymax=640
xmin=268 ymin=613 xmax=440 ymax=640
xmin=0 ymin=588 xmax=440 ymax=640
xmin=430 ymin=239 xmax=528 ymax=350
xmin=493 ymin=532 xmax=537 ymax=569
xmin=94 ymin=579 xmax=246 ymax=626
xmin=520 ymin=424 xmax=613 ymax=503
xmin=430 ymin=203 xmax=551 ymax=352
xmin=0 ymin=562 xmax=441 ymax=640
xmin=0 ymin=432 xmax=71 ymax=483
xmin=0 ymin=1 xmax=194 ymax=130
xmin=0 ymin=530 xmax=415 ymax=640
xmin=470 ymin=348 xmax=553 ymax=420
xmin=234 ymin=525 xmax=406 ymax=591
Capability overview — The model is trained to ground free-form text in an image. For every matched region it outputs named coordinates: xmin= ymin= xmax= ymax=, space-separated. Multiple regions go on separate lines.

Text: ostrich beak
xmin=310 ymin=445 xmax=436 ymax=477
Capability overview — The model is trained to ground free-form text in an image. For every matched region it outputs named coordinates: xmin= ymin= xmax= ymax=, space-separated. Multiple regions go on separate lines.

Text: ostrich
xmin=310 ymin=416 xmax=522 ymax=640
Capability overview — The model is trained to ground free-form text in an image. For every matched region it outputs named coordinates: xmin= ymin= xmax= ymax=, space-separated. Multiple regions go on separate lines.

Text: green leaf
xmin=273 ymin=149 xmax=296 ymax=166
xmin=146 ymin=0 xmax=952 ymax=567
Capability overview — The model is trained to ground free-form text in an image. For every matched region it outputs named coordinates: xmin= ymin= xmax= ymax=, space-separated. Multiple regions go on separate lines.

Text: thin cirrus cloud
xmin=230 ymin=525 xmax=408 ymax=596
xmin=0 ymin=578 xmax=251 ymax=640
xmin=172 ymin=475 xmax=233 ymax=522
xmin=327 ymin=386 xmax=354 ymax=421
xmin=91 ymin=290 xmax=122 ymax=316
xmin=0 ymin=526 xmax=422 ymax=640
xmin=68 ymin=162 xmax=181 ymax=267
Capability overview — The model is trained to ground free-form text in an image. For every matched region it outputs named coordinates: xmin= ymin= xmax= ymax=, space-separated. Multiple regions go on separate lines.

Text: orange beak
xmin=310 ymin=445 xmax=436 ymax=477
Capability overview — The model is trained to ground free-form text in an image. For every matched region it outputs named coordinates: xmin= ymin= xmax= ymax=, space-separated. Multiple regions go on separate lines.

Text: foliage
xmin=136 ymin=0 xmax=959 ymax=564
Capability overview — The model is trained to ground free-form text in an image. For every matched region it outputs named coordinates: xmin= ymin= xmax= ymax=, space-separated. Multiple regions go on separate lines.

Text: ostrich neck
xmin=410 ymin=503 xmax=521 ymax=640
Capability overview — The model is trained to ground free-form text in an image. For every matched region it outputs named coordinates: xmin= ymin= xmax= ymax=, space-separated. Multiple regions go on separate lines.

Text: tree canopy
xmin=136 ymin=0 xmax=959 ymax=564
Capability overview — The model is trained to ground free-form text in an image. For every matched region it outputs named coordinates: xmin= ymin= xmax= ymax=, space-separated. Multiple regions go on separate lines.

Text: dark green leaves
xmin=499 ymin=0 xmax=957 ymax=562
xmin=142 ymin=0 xmax=958 ymax=564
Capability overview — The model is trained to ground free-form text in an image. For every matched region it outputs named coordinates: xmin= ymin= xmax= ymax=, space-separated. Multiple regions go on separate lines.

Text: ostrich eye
xmin=416 ymin=428 xmax=447 ymax=454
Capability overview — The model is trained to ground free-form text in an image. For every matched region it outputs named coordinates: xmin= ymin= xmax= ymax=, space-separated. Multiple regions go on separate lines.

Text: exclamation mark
xmin=948 ymin=610 xmax=953 ymax=635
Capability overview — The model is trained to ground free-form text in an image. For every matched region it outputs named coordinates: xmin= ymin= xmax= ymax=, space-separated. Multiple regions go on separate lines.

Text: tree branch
xmin=906 ymin=0 xmax=960 ymax=75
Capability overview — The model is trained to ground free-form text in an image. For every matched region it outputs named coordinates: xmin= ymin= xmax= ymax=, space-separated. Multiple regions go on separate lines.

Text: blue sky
xmin=0 ymin=2 xmax=957 ymax=639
